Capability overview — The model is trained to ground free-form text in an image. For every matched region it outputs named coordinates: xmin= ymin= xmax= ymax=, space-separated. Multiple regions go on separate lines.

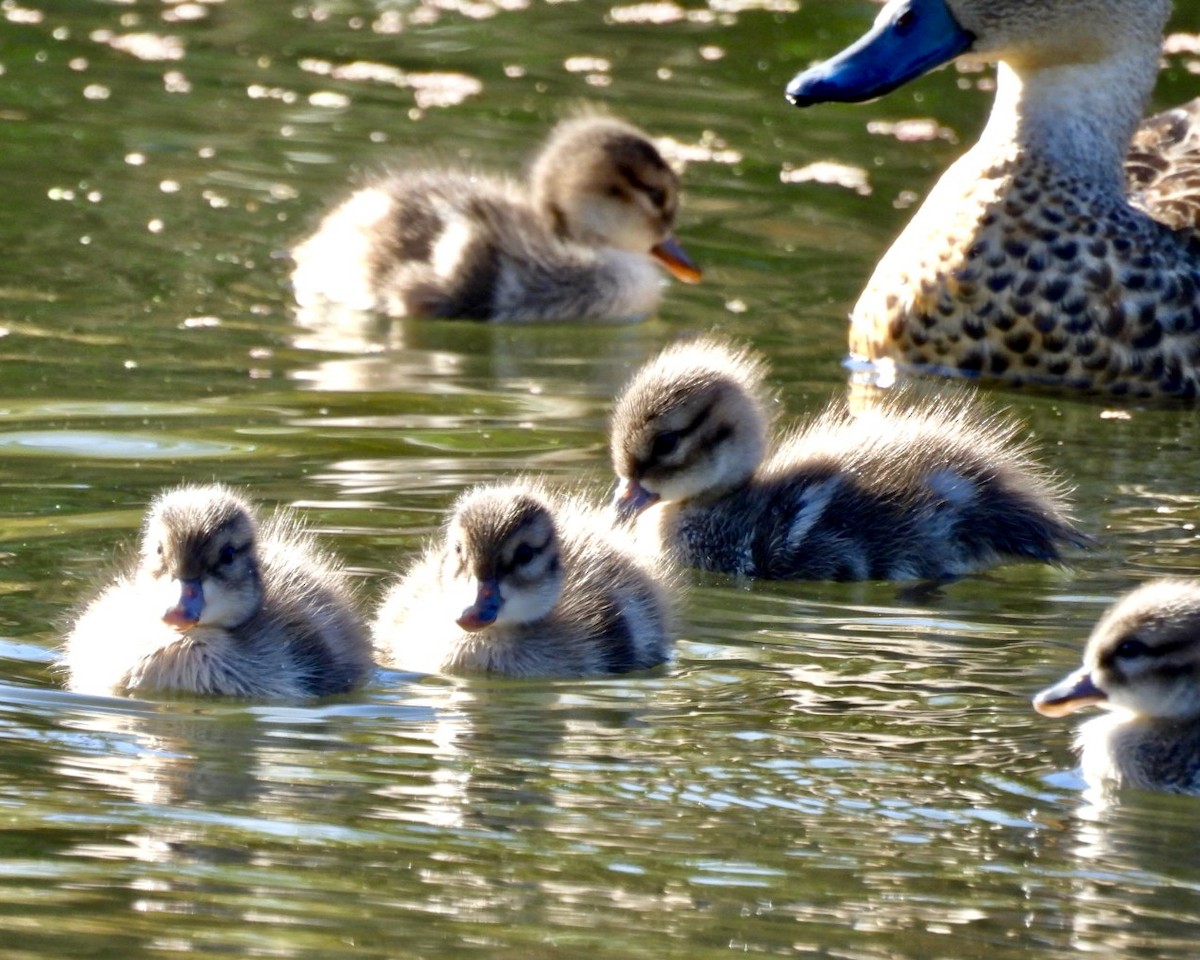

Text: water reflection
xmin=6 ymin=0 xmax=1200 ymax=957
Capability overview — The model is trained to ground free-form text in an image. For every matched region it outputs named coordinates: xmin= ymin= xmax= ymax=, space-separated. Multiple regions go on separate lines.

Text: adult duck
xmin=787 ymin=0 xmax=1200 ymax=398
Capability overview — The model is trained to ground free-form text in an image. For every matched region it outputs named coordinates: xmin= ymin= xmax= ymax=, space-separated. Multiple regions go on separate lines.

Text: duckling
xmin=610 ymin=337 xmax=1091 ymax=580
xmin=61 ymin=484 xmax=372 ymax=699
xmin=786 ymin=0 xmax=1200 ymax=398
xmin=372 ymin=481 xmax=676 ymax=677
xmin=1034 ymin=579 xmax=1200 ymax=793
xmin=291 ymin=113 xmax=701 ymax=324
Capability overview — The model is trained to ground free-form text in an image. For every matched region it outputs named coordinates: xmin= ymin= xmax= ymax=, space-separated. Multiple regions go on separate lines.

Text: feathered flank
xmin=611 ymin=336 xmax=1091 ymax=581
xmin=373 ymin=480 xmax=678 ymax=678
xmin=61 ymin=484 xmax=372 ymax=699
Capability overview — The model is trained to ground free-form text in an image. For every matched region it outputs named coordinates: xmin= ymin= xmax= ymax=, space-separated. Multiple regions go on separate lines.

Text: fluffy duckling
xmin=62 ymin=485 xmax=372 ymax=699
xmin=610 ymin=337 xmax=1090 ymax=580
xmin=1034 ymin=580 xmax=1200 ymax=793
xmin=291 ymin=113 xmax=701 ymax=323
xmin=373 ymin=482 xmax=676 ymax=677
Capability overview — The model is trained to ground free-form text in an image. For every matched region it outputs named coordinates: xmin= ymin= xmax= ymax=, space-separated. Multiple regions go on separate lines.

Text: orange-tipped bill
xmin=1033 ymin=668 xmax=1107 ymax=718
xmin=162 ymin=578 xmax=204 ymax=630
xmin=651 ymin=234 xmax=702 ymax=284
xmin=457 ymin=578 xmax=502 ymax=631
xmin=613 ymin=477 xmax=660 ymax=523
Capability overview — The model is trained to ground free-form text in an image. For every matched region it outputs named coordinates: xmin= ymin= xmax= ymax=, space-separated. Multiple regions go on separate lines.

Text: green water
xmin=4 ymin=0 xmax=1200 ymax=956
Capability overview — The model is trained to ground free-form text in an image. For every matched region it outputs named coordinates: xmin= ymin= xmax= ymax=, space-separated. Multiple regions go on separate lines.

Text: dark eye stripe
xmin=1103 ymin=635 xmax=1193 ymax=669
xmin=503 ymin=535 xmax=553 ymax=574
xmin=639 ymin=401 xmax=717 ymax=475
xmin=616 ymin=163 xmax=669 ymax=207
xmin=209 ymin=541 xmax=253 ymax=580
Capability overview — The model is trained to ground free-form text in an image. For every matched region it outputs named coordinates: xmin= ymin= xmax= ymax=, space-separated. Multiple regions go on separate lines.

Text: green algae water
xmin=3 ymin=1 xmax=1200 ymax=957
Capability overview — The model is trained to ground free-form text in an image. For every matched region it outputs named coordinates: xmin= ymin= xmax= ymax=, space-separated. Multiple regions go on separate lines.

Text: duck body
xmin=787 ymin=0 xmax=1200 ymax=398
xmin=373 ymin=482 xmax=675 ymax=678
xmin=292 ymin=114 xmax=700 ymax=324
xmin=611 ymin=337 xmax=1090 ymax=580
xmin=62 ymin=485 xmax=372 ymax=699
xmin=1034 ymin=579 xmax=1200 ymax=793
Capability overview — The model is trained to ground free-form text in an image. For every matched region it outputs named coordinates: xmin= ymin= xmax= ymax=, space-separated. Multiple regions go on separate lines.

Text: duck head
xmin=443 ymin=485 xmax=565 ymax=631
xmin=786 ymin=0 xmax=1169 ymax=106
xmin=1034 ymin=580 xmax=1200 ymax=723
xmin=610 ymin=337 xmax=772 ymax=522
xmin=141 ymin=484 xmax=264 ymax=632
xmin=529 ymin=114 xmax=701 ymax=284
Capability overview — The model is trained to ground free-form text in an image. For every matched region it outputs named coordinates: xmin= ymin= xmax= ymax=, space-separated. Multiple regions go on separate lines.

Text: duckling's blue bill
xmin=651 ymin=235 xmax=702 ymax=284
xmin=457 ymin=577 xmax=502 ymax=631
xmin=162 ymin=577 xmax=204 ymax=629
xmin=1032 ymin=667 xmax=1107 ymax=718
xmin=785 ymin=0 xmax=975 ymax=107
xmin=613 ymin=478 xmax=660 ymax=523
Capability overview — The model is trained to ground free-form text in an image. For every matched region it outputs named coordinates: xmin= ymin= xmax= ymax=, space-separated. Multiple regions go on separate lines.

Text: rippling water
xmin=5 ymin=1 xmax=1200 ymax=957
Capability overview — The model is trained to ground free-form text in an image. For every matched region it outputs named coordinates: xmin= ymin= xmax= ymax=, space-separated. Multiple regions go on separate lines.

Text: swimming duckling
xmin=1034 ymin=579 xmax=1200 ymax=793
xmin=291 ymin=113 xmax=701 ymax=323
xmin=62 ymin=484 xmax=372 ymax=699
xmin=786 ymin=0 xmax=1200 ymax=397
xmin=373 ymin=482 xmax=676 ymax=677
xmin=610 ymin=337 xmax=1090 ymax=580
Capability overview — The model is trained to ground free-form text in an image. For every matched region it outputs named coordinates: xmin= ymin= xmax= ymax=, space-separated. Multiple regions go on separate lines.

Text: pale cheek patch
xmin=579 ymin=201 xmax=655 ymax=252
xmin=493 ymin=578 xmax=559 ymax=625
xmin=1119 ymin=676 xmax=1198 ymax=721
xmin=197 ymin=577 xmax=258 ymax=629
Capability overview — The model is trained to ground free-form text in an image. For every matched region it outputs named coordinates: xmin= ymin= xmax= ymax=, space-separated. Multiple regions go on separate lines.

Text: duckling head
xmin=529 ymin=114 xmax=701 ymax=284
xmin=610 ymin=337 xmax=772 ymax=521
xmin=443 ymin=485 xmax=564 ymax=631
xmin=139 ymin=484 xmax=263 ymax=632
xmin=1034 ymin=580 xmax=1200 ymax=722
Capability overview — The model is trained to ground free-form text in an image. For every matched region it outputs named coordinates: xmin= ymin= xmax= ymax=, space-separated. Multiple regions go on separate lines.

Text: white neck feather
xmin=975 ymin=48 xmax=1160 ymax=191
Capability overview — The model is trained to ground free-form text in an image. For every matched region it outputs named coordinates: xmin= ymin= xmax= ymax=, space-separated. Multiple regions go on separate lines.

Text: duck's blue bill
xmin=785 ymin=0 xmax=975 ymax=107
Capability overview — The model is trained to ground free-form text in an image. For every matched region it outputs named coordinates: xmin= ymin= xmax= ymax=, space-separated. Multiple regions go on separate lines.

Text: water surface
xmin=4 ymin=1 xmax=1200 ymax=957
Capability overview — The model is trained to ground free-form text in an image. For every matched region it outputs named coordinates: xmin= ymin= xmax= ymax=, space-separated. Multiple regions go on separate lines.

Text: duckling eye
xmin=646 ymin=187 xmax=667 ymax=209
xmin=156 ymin=543 xmax=164 ymax=557
xmin=217 ymin=544 xmax=237 ymax=566
xmin=650 ymin=430 xmax=682 ymax=459
xmin=1114 ymin=637 xmax=1150 ymax=660
xmin=513 ymin=542 xmax=536 ymax=567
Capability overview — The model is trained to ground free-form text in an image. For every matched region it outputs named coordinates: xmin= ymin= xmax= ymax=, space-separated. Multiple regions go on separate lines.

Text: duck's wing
xmin=1126 ymin=97 xmax=1200 ymax=233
